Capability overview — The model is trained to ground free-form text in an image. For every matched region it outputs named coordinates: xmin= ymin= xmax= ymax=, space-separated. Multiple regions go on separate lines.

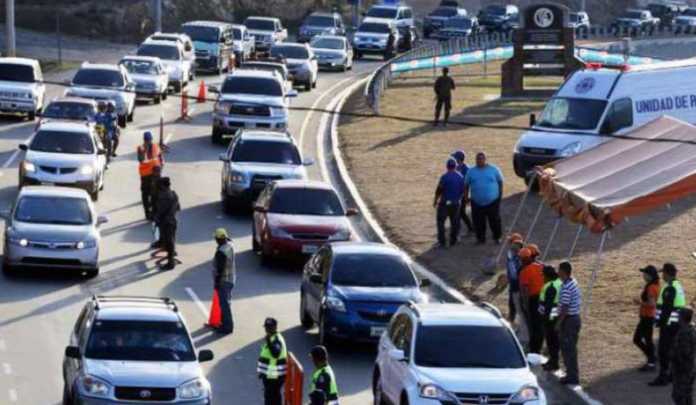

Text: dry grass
xmin=339 ymin=64 xmax=696 ymax=405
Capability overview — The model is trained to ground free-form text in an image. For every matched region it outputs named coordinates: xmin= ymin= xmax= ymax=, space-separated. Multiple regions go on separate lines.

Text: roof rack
xmin=477 ymin=301 xmax=502 ymax=319
xmin=91 ymin=295 xmax=178 ymax=312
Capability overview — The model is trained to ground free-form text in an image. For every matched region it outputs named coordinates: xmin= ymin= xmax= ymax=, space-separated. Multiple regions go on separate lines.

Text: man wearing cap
xmin=518 ymin=247 xmax=545 ymax=354
xmin=671 ymin=308 xmax=696 ymax=405
xmin=257 ymin=318 xmax=287 ymax=405
xmin=433 ymin=158 xmax=466 ymax=248
xmin=309 ymin=345 xmax=339 ymax=405
xmin=138 ymin=131 xmax=163 ymax=220
xmin=650 ymin=263 xmax=687 ymax=386
xmin=451 ymin=150 xmax=474 ymax=236
xmin=212 ymin=228 xmax=235 ymax=334
xmin=634 ymin=265 xmax=659 ymax=372
xmin=154 ymin=177 xmax=179 ymax=270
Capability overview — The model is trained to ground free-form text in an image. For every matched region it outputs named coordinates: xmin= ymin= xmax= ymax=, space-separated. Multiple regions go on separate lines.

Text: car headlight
xmin=8 ymin=236 xmax=28 ymax=247
xmin=419 ymin=383 xmax=459 ymax=401
xmin=559 ymin=141 xmax=581 ymax=157
xmin=23 ymin=92 xmax=32 ymax=99
xmin=325 ymin=295 xmax=346 ymax=312
xmin=22 ymin=161 xmax=36 ymax=173
xmin=79 ymin=374 xmax=112 ymax=398
xmin=270 ymin=106 xmax=286 ymax=117
xmin=510 ymin=385 xmax=540 ymax=404
xmin=229 ymin=171 xmax=246 ymax=183
xmin=177 ymin=378 xmax=208 ymax=400
xmin=76 ymin=240 xmax=97 ymax=249
xmin=270 ymin=227 xmax=292 ymax=239
xmin=328 ymin=229 xmax=350 ymax=241
xmin=80 ymin=165 xmax=94 ymax=176
xmin=215 ymin=101 xmax=232 ymax=114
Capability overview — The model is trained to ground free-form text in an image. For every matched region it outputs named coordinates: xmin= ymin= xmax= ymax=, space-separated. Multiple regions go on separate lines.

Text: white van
xmin=513 ymin=60 xmax=696 ymax=183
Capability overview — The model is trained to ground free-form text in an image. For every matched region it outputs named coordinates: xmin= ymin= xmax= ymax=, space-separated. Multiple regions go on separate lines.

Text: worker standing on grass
xmin=433 ymin=158 xmax=465 ymax=249
xmin=258 ymin=318 xmax=287 ymax=405
xmin=634 ymin=265 xmax=660 ymax=372
xmin=505 ymin=234 xmax=524 ymax=324
xmin=137 ymin=131 xmax=163 ymax=220
xmin=539 ymin=265 xmax=562 ymax=371
xmin=309 ymin=345 xmax=339 ymax=405
xmin=212 ymin=228 xmax=235 ymax=335
xmin=650 ymin=263 xmax=687 ymax=386
xmin=671 ymin=308 xmax=696 ymax=405
xmin=433 ymin=67 xmax=455 ymax=127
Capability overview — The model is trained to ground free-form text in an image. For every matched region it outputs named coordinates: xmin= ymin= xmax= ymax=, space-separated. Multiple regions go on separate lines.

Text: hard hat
xmin=214 ymin=228 xmax=229 ymax=240
xmin=143 ymin=131 xmax=153 ymax=142
xmin=518 ymin=248 xmax=532 ymax=260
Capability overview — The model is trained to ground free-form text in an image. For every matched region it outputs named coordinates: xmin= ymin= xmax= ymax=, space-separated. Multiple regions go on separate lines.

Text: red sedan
xmin=252 ymin=180 xmax=358 ymax=262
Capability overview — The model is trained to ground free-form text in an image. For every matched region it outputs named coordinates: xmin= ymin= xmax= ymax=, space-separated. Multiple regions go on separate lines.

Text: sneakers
xmin=638 ymin=363 xmax=656 ymax=372
xmin=543 ymin=362 xmax=560 ymax=372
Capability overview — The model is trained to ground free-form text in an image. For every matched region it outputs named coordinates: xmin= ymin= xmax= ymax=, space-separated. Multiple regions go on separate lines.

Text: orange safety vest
xmin=138 ymin=143 xmax=162 ymax=177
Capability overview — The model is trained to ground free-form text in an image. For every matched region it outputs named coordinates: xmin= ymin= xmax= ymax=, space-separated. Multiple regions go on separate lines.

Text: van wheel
xmin=2 ymin=261 xmax=16 ymax=277
xmin=162 ymin=91 xmax=168 ymax=101
xmin=373 ymin=370 xmax=388 ymax=405
xmin=28 ymin=111 xmax=36 ymax=121
xmin=400 ymin=393 xmax=410 ymax=405
xmin=85 ymin=267 xmax=99 ymax=279
xmin=154 ymin=95 xmax=161 ymax=104
xmin=304 ymin=81 xmax=312 ymax=91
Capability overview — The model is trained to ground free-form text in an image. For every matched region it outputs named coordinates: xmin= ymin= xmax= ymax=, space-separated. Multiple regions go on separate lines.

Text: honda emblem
xmin=139 ymin=389 xmax=152 ymax=399
xmin=479 ymin=395 xmax=489 ymax=405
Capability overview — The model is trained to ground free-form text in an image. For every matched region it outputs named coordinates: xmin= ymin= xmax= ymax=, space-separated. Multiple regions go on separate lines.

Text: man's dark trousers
xmin=633 ymin=317 xmax=656 ymax=364
xmin=437 ymin=203 xmax=460 ymax=246
xmin=141 ymin=175 xmax=154 ymax=219
xmin=160 ymin=223 xmax=177 ymax=266
xmin=471 ymin=200 xmax=502 ymax=243
xmin=262 ymin=376 xmax=284 ymax=405
xmin=217 ymin=281 xmax=234 ymax=333
xmin=560 ymin=315 xmax=581 ymax=383
xmin=527 ymin=296 xmax=544 ymax=354
xmin=435 ymin=96 xmax=452 ymax=123
xmin=658 ymin=323 xmax=680 ymax=380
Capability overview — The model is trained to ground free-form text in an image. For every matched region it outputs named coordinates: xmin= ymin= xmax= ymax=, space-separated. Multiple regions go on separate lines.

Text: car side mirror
xmin=309 ymin=273 xmax=323 ymax=284
xmin=97 ymin=147 xmax=107 ymax=155
xmin=388 ymin=348 xmax=407 ymax=362
xmin=0 ymin=209 xmax=11 ymax=220
xmin=19 ymin=144 xmax=28 ymax=151
xmin=302 ymin=157 xmax=315 ymax=166
xmin=254 ymin=205 xmax=267 ymax=213
xmin=97 ymin=215 xmax=109 ymax=226
xmin=346 ymin=208 xmax=359 ymax=217
xmin=208 ymin=86 xmax=220 ymax=94
xmin=218 ymin=153 xmax=230 ymax=162
xmin=198 ymin=349 xmax=214 ymax=362
xmin=529 ymin=113 xmax=536 ymax=127
xmin=65 ymin=345 xmax=81 ymax=359
xmin=527 ymin=353 xmax=545 ymax=367
xmin=420 ymin=278 xmax=432 ymax=288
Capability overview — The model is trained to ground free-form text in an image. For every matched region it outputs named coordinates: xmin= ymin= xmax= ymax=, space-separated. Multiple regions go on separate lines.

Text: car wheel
xmin=162 ymin=91 xmax=168 ymax=101
xmin=28 ymin=110 xmax=36 ymax=121
xmin=212 ymin=127 xmax=223 ymax=145
xmin=304 ymin=81 xmax=312 ymax=91
xmin=154 ymin=95 xmax=161 ymax=104
xmin=312 ymin=79 xmax=317 ymax=89
xmin=173 ymin=82 xmax=182 ymax=93
xmin=400 ymin=392 xmax=410 ymax=405
xmin=373 ymin=370 xmax=388 ymax=405
xmin=85 ymin=267 xmax=99 ymax=279
xmin=300 ymin=293 xmax=313 ymax=328
xmin=90 ymin=189 xmax=99 ymax=202
xmin=252 ymin=224 xmax=260 ymax=252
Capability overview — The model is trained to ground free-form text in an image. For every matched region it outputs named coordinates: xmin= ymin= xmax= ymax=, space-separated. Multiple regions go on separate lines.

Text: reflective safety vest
xmin=310 ymin=365 xmax=339 ymax=405
xmin=257 ymin=333 xmax=287 ymax=379
xmin=657 ymin=280 xmax=686 ymax=324
xmin=539 ymin=279 xmax=562 ymax=319
xmin=138 ymin=143 xmax=162 ymax=177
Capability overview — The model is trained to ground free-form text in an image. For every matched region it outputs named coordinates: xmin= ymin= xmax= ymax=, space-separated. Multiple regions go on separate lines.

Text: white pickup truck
xmin=231 ymin=24 xmax=256 ymax=65
xmin=0 ymin=57 xmax=46 ymax=121
xmin=244 ymin=16 xmax=288 ymax=53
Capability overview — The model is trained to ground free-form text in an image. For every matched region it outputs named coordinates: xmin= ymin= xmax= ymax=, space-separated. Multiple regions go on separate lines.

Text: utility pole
xmin=579 ymin=0 xmax=586 ymax=12
xmin=154 ymin=0 xmax=162 ymax=33
xmin=6 ymin=0 xmax=16 ymax=57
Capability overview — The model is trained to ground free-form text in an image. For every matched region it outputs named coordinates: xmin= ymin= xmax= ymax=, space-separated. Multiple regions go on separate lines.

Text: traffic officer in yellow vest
xmin=309 ymin=345 xmax=339 ymax=405
xmin=257 ymin=318 xmax=287 ymax=405
xmin=649 ymin=263 xmax=687 ymax=386
xmin=538 ymin=265 xmax=562 ymax=371
xmin=212 ymin=228 xmax=235 ymax=334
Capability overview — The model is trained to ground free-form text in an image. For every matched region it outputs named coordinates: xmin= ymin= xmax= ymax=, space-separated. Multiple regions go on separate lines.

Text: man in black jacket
xmin=154 ymin=177 xmax=180 ymax=270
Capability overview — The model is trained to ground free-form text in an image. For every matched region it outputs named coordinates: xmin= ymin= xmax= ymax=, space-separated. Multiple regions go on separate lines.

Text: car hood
xmin=231 ymin=161 xmax=304 ymax=177
xmin=84 ymin=359 xmax=201 ymax=387
xmin=0 ymin=80 xmax=39 ymax=93
xmin=11 ymin=221 xmax=94 ymax=242
xmin=268 ymin=213 xmax=348 ymax=233
xmin=355 ymin=31 xmax=389 ymax=40
xmin=67 ymin=85 xmax=125 ymax=99
xmin=313 ymin=49 xmax=345 ymax=58
xmin=519 ymin=128 xmax=602 ymax=153
xmin=130 ymin=73 xmax=160 ymax=84
xmin=25 ymin=150 xmax=95 ymax=166
xmin=332 ymin=285 xmax=420 ymax=303
xmin=417 ymin=366 xmax=537 ymax=394
xmin=363 ymin=17 xmax=395 ymax=25
xmin=219 ymin=93 xmax=286 ymax=107
xmin=160 ymin=59 xmax=183 ymax=70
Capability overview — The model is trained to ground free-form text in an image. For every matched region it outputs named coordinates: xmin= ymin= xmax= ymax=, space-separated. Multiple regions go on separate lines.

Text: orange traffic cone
xmin=197 ymin=80 xmax=206 ymax=103
xmin=206 ymin=288 xmax=222 ymax=328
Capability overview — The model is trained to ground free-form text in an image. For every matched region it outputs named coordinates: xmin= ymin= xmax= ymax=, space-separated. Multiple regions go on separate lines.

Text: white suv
xmin=0 ymin=57 xmax=46 ymax=120
xmin=373 ymin=302 xmax=546 ymax=405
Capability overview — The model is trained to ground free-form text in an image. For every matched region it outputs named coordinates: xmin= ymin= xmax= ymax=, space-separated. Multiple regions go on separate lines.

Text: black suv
xmin=477 ymin=4 xmax=520 ymax=32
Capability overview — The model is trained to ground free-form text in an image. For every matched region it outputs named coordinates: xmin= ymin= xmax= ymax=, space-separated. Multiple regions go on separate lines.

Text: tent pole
xmin=492 ymin=172 xmax=537 ymax=267
xmin=567 ymin=225 xmax=584 ymax=260
xmin=525 ymin=198 xmax=545 ymax=243
xmin=583 ymin=230 xmax=609 ymax=318
xmin=542 ymin=216 xmax=562 ymax=261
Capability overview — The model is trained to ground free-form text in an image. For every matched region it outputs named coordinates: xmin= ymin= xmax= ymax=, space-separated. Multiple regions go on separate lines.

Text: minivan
xmin=181 ymin=20 xmax=234 ymax=73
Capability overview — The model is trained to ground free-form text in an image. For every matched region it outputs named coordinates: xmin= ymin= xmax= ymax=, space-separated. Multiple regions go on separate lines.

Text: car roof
xmin=120 ymin=55 xmax=161 ymax=63
xmin=79 ymin=62 xmax=122 ymax=72
xmin=409 ymin=303 xmax=502 ymax=327
xmin=313 ymin=35 xmax=346 ymax=41
xmin=47 ymin=97 xmax=97 ymax=106
xmin=0 ymin=57 xmax=38 ymax=67
xmin=151 ymin=32 xmax=184 ymax=39
xmin=239 ymin=130 xmax=294 ymax=142
xmin=228 ymin=69 xmax=279 ymax=80
xmin=183 ymin=20 xmax=229 ymax=28
xmin=309 ymin=11 xmax=338 ymax=17
xmin=19 ymin=185 xmax=90 ymax=199
xmin=95 ymin=303 xmax=181 ymax=322
xmin=36 ymin=120 xmax=92 ymax=133
xmin=273 ymin=179 xmax=333 ymax=190
xmin=272 ymin=42 xmax=307 ymax=49
xmin=329 ymin=242 xmax=405 ymax=257
xmin=230 ymin=24 xmax=246 ymax=30
xmin=371 ymin=4 xmax=407 ymax=10
xmin=143 ymin=39 xmax=183 ymax=48
xmin=246 ymin=16 xmax=280 ymax=22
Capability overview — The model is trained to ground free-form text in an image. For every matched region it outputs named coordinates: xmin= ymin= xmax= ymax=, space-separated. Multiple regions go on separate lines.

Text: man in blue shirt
xmin=451 ymin=150 xmax=474 ymax=236
xmin=433 ymin=158 xmax=465 ymax=248
xmin=464 ymin=152 xmax=504 ymax=245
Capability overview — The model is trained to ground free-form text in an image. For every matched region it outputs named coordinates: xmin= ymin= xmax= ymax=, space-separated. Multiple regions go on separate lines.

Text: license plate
xmin=302 ymin=245 xmax=319 ymax=254
xmin=370 ymin=327 xmax=386 ymax=337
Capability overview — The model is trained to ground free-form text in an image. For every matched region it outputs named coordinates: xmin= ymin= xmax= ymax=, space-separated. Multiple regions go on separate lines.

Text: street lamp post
xmin=6 ymin=0 xmax=16 ymax=57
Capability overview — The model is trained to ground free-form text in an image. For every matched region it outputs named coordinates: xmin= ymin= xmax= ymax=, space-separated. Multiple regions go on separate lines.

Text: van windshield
xmin=537 ymin=98 xmax=607 ymax=130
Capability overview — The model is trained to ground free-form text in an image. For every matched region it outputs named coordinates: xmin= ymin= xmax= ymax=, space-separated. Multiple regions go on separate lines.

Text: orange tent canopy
xmin=537 ymin=116 xmax=696 ymax=233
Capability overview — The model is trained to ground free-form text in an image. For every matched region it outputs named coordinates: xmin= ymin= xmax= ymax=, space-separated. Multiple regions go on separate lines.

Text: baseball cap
xmin=451 ymin=150 xmax=466 ymax=162
xmin=661 ymin=263 xmax=678 ymax=276
xmin=214 ymin=228 xmax=229 ymax=240
xmin=639 ymin=265 xmax=658 ymax=279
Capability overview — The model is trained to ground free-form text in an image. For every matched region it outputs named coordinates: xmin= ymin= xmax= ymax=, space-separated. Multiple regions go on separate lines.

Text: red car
xmin=252 ymin=180 xmax=358 ymax=262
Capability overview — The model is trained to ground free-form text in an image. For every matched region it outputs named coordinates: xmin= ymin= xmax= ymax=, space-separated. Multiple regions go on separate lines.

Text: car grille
xmin=195 ymin=50 xmax=209 ymax=57
xmin=521 ymin=147 xmax=556 ymax=156
xmin=252 ymin=175 xmax=282 ymax=191
xmin=114 ymin=386 xmax=176 ymax=401
xmin=291 ymin=233 xmax=329 ymax=241
xmin=40 ymin=166 xmax=78 ymax=175
xmin=0 ymin=91 xmax=30 ymax=99
xmin=27 ymin=241 xmax=76 ymax=250
xmin=357 ymin=309 xmax=394 ymax=322
xmin=229 ymin=104 xmax=270 ymax=117
xmin=454 ymin=393 xmax=512 ymax=405
xmin=21 ymin=257 xmax=82 ymax=266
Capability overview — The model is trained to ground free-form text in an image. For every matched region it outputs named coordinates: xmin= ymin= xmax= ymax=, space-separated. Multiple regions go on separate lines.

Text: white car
xmin=147 ymin=32 xmax=196 ymax=80
xmin=137 ymin=39 xmax=191 ymax=93
xmin=373 ymin=302 xmax=546 ymax=405
xmin=245 ymin=16 xmax=288 ymax=53
xmin=65 ymin=62 xmax=136 ymax=128
xmin=118 ymin=56 xmax=169 ymax=103
xmin=18 ymin=121 xmax=107 ymax=200
xmin=270 ymin=43 xmax=318 ymax=91
xmin=0 ymin=57 xmax=46 ymax=121
xmin=675 ymin=8 xmax=696 ymax=27
xmin=311 ymin=35 xmax=353 ymax=72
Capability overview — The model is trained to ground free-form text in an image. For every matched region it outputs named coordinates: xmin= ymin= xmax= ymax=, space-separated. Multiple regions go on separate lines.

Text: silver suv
xmin=63 ymin=296 xmax=214 ymax=405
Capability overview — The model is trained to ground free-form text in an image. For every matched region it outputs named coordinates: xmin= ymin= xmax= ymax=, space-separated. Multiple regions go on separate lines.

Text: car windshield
xmin=367 ymin=7 xmax=398 ymax=19
xmin=537 ymin=97 xmax=607 ymax=130
xmin=30 ymin=130 xmax=94 ymax=154
xmin=15 ymin=196 xmax=91 ymax=225
xmin=137 ymin=44 xmax=180 ymax=61
xmin=120 ymin=60 xmax=158 ymax=75
xmin=485 ymin=5 xmax=507 ymax=15
xmin=331 ymin=254 xmax=417 ymax=287
xmin=269 ymin=188 xmax=344 ymax=216
xmin=311 ymin=37 xmax=344 ymax=50
xmin=240 ymin=64 xmax=287 ymax=80
xmin=232 ymin=28 xmax=242 ymax=40
xmin=42 ymin=102 xmax=95 ymax=121
xmin=624 ymin=11 xmax=644 ymax=19
xmin=85 ymin=320 xmax=196 ymax=362
xmin=358 ymin=23 xmax=390 ymax=34
xmin=182 ymin=25 xmax=219 ymax=43
xmin=447 ymin=18 xmax=473 ymax=28
xmin=72 ymin=69 xmax=124 ymax=88
xmin=683 ymin=9 xmax=696 ymax=16
xmin=305 ymin=15 xmax=335 ymax=27
xmin=0 ymin=63 xmax=35 ymax=82
xmin=415 ymin=325 xmax=526 ymax=368
xmin=246 ymin=18 xmax=276 ymax=31
xmin=431 ymin=8 xmax=458 ymax=17
xmin=270 ymin=45 xmax=309 ymax=60
xmin=232 ymin=140 xmax=300 ymax=164
xmin=221 ymin=77 xmax=282 ymax=96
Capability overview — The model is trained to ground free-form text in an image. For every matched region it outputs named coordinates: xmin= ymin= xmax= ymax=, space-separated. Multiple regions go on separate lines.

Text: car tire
xmin=304 ymin=81 xmax=312 ymax=91
xmin=400 ymin=393 xmax=410 ymax=405
xmin=62 ymin=383 xmax=73 ymax=405
xmin=90 ymin=189 xmax=99 ymax=202
xmin=173 ymin=82 xmax=182 ymax=93
xmin=373 ymin=370 xmax=388 ymax=405
xmin=154 ymin=95 xmax=161 ymax=104
xmin=118 ymin=114 xmax=127 ymax=128
xmin=85 ymin=267 xmax=99 ymax=279
xmin=300 ymin=293 xmax=313 ymax=328
xmin=162 ymin=91 xmax=168 ymax=101
xmin=252 ymin=224 xmax=260 ymax=252
xmin=312 ymin=79 xmax=317 ymax=89
xmin=28 ymin=110 xmax=36 ymax=121
xmin=212 ymin=127 xmax=223 ymax=145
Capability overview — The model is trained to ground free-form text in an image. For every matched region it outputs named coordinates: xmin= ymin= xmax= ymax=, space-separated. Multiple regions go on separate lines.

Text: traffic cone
xmin=206 ymin=288 xmax=222 ymax=328
xmin=197 ymin=80 xmax=206 ymax=103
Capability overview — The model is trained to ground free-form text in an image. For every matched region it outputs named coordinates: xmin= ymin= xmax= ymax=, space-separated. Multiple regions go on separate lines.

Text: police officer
xmin=433 ymin=158 xmax=465 ymax=248
xmin=138 ymin=131 xmax=163 ymax=220
xmin=257 ymin=318 xmax=287 ymax=405
xmin=539 ymin=265 xmax=562 ymax=371
xmin=671 ymin=308 xmax=696 ymax=405
xmin=212 ymin=228 xmax=235 ymax=334
xmin=309 ymin=345 xmax=339 ymax=405
xmin=154 ymin=177 xmax=179 ymax=270
xmin=650 ymin=263 xmax=687 ymax=386
xmin=149 ymin=165 xmax=163 ymax=249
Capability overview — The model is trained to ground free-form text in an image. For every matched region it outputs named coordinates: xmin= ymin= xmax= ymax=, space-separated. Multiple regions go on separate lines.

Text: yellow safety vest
xmin=310 ymin=365 xmax=339 ymax=405
xmin=539 ymin=279 xmax=562 ymax=319
xmin=657 ymin=280 xmax=686 ymax=324
xmin=257 ymin=333 xmax=287 ymax=379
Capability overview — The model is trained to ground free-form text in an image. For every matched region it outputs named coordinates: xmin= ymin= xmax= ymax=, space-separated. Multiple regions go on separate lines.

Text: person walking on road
xmin=212 ymin=228 xmax=235 ymax=334
xmin=557 ymin=261 xmax=582 ymax=385
xmin=650 ymin=263 xmax=687 ymax=386
xmin=309 ymin=345 xmax=339 ymax=405
xmin=257 ymin=318 xmax=287 ymax=405
xmin=539 ymin=265 xmax=562 ymax=371
xmin=433 ymin=67 xmax=455 ymax=127
xmin=518 ymin=247 xmax=545 ymax=354
xmin=451 ymin=150 xmax=474 ymax=236
xmin=154 ymin=177 xmax=179 ymax=270
xmin=671 ymin=308 xmax=696 ymax=405
xmin=106 ymin=102 xmax=120 ymax=157
xmin=433 ymin=158 xmax=465 ymax=248
xmin=138 ymin=131 xmax=163 ymax=220
xmin=634 ymin=265 xmax=660 ymax=372
xmin=464 ymin=152 xmax=504 ymax=245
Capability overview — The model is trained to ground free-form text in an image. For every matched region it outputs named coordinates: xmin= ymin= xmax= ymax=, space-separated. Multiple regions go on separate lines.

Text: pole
xmin=5 ymin=0 xmax=16 ymax=57
xmin=580 ymin=0 xmax=586 ymax=12
xmin=583 ymin=230 xmax=609 ymax=318
xmin=541 ymin=216 xmax=562 ymax=261
xmin=154 ymin=0 xmax=162 ymax=33
xmin=56 ymin=11 xmax=62 ymax=67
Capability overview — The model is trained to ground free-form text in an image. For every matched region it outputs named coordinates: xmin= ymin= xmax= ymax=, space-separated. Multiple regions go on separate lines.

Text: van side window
xmin=404 ymin=9 xmax=413 ymax=19
xmin=602 ymin=98 xmax=633 ymax=134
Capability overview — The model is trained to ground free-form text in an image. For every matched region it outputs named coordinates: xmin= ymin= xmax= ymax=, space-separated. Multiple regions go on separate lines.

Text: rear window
xmin=232 ymin=140 xmax=300 ymax=165
xmin=137 ymin=44 xmax=180 ymax=61
xmin=73 ymin=69 xmax=124 ymax=88
xmin=331 ymin=254 xmax=417 ymax=287
xmin=305 ymin=15 xmax=336 ymax=27
xmin=311 ymin=37 xmax=344 ymax=50
xmin=269 ymin=187 xmax=344 ymax=216
xmin=431 ymin=8 xmax=458 ymax=17
xmin=0 ymin=63 xmax=35 ymax=82
xmin=240 ymin=64 xmax=287 ymax=80
xmin=120 ymin=60 xmax=159 ymax=75
xmin=270 ymin=45 xmax=309 ymax=60
xmin=42 ymin=102 xmax=95 ymax=121
xmin=358 ymin=23 xmax=390 ymax=34
xmin=182 ymin=25 xmax=220 ymax=43
xmin=30 ymin=130 xmax=94 ymax=154
xmin=221 ymin=77 xmax=282 ymax=96
xmin=246 ymin=18 xmax=276 ymax=31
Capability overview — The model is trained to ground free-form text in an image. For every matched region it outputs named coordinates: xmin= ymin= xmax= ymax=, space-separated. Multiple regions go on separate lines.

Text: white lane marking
xmin=2 ymin=363 xmax=11 ymax=375
xmin=298 ymin=77 xmax=355 ymax=151
xmin=3 ymin=149 xmax=21 ymax=169
xmin=164 ymin=133 xmax=174 ymax=145
xmin=185 ymin=287 xmax=209 ymax=320
xmin=8 ymin=389 xmax=17 ymax=402
xmin=0 ymin=339 xmax=6 ymax=351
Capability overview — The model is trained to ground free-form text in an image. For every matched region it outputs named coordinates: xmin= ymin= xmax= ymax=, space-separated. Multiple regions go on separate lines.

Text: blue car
xmin=299 ymin=242 xmax=428 ymax=347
